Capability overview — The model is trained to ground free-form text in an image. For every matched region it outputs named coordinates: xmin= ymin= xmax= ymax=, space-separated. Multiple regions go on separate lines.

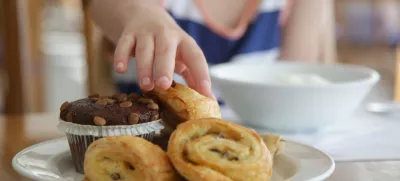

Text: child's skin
xmin=90 ymin=0 xmax=324 ymax=98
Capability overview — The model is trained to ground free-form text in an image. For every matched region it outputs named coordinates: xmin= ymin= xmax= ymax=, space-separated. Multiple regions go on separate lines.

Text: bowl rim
xmin=209 ymin=61 xmax=380 ymax=88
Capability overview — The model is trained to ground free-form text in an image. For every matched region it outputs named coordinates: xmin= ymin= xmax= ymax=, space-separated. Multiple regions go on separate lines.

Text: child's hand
xmin=113 ymin=3 xmax=214 ymax=99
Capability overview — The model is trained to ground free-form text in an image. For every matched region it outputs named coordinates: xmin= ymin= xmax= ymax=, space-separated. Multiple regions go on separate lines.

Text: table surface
xmin=2 ymin=113 xmax=400 ymax=181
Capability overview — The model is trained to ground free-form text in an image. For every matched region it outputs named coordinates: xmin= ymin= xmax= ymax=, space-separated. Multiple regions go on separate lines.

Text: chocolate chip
xmin=138 ymin=98 xmax=154 ymax=104
xmin=106 ymin=98 xmax=116 ymax=104
xmin=147 ymin=103 xmax=159 ymax=110
xmin=110 ymin=173 xmax=121 ymax=180
xmin=120 ymin=101 xmax=132 ymax=108
xmin=60 ymin=101 xmax=71 ymax=112
xmin=151 ymin=114 xmax=159 ymax=120
xmin=117 ymin=93 xmax=128 ymax=102
xmin=228 ymin=156 xmax=239 ymax=161
xmin=66 ymin=112 xmax=73 ymax=122
xmin=88 ymin=93 xmax=99 ymax=98
xmin=128 ymin=113 xmax=140 ymax=125
xmin=210 ymin=148 xmax=222 ymax=153
xmin=96 ymin=99 xmax=108 ymax=105
xmin=93 ymin=116 xmax=107 ymax=126
xmin=128 ymin=93 xmax=139 ymax=100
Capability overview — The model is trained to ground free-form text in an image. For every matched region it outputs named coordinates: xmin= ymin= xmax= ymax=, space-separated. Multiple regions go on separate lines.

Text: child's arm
xmin=279 ymin=0 xmax=331 ymax=62
xmin=90 ymin=0 xmax=214 ymax=98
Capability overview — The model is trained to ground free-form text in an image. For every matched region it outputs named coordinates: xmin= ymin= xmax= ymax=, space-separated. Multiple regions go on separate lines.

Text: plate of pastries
xmin=12 ymin=82 xmax=335 ymax=181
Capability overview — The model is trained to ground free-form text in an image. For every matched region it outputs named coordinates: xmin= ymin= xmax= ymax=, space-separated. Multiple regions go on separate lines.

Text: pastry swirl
xmin=167 ymin=118 xmax=272 ymax=181
xmin=145 ymin=82 xmax=221 ymax=128
xmin=83 ymin=136 xmax=179 ymax=181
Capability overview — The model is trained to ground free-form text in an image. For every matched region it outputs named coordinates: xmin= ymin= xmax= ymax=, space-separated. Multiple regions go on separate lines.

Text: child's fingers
xmin=135 ymin=35 xmax=155 ymax=91
xmin=154 ymin=31 xmax=179 ymax=90
xmin=114 ymin=34 xmax=136 ymax=73
xmin=175 ymin=61 xmax=196 ymax=89
xmin=178 ymin=37 xmax=215 ymax=99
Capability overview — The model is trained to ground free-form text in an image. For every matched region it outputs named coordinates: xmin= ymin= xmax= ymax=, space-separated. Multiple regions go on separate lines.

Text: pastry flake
xmin=259 ymin=134 xmax=286 ymax=158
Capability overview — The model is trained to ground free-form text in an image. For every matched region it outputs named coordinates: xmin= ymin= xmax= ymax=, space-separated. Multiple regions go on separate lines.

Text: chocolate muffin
xmin=57 ymin=93 xmax=164 ymax=174
xmin=59 ymin=93 xmax=160 ymax=126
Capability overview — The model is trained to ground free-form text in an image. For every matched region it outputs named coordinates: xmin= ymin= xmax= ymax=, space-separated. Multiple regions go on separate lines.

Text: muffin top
xmin=59 ymin=93 xmax=160 ymax=126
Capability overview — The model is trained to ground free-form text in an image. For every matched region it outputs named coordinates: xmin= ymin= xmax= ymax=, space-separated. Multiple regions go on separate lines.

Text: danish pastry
xmin=167 ymin=118 xmax=273 ymax=181
xmin=145 ymin=82 xmax=221 ymax=128
xmin=83 ymin=136 xmax=179 ymax=181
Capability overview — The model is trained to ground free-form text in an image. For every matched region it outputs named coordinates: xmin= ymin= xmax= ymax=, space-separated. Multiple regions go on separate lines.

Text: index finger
xmin=114 ymin=34 xmax=136 ymax=73
xmin=178 ymin=37 xmax=215 ymax=99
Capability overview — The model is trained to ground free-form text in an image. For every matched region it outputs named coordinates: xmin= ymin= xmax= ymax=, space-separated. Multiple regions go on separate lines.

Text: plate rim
xmin=12 ymin=137 xmax=335 ymax=181
xmin=284 ymin=140 xmax=336 ymax=181
xmin=12 ymin=137 xmax=71 ymax=181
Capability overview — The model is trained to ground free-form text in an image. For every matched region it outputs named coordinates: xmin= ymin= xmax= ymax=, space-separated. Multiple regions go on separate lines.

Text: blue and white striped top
xmin=114 ymin=0 xmax=285 ymax=100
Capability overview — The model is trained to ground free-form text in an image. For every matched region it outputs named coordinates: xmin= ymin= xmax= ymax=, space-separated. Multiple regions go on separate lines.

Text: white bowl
xmin=210 ymin=61 xmax=380 ymax=132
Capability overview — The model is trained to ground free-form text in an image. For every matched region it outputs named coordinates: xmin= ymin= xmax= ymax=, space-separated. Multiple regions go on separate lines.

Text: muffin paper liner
xmin=58 ymin=120 xmax=164 ymax=174
xmin=57 ymin=119 xmax=164 ymax=137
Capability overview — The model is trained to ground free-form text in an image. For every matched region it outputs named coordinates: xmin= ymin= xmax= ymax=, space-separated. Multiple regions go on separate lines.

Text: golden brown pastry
xmin=145 ymin=82 xmax=221 ymax=128
xmin=83 ymin=136 xmax=179 ymax=181
xmin=168 ymin=118 xmax=273 ymax=181
xmin=259 ymin=134 xmax=286 ymax=158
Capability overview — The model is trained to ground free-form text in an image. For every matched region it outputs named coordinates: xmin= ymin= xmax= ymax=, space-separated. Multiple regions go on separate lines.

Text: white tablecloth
xmin=220 ymin=106 xmax=400 ymax=162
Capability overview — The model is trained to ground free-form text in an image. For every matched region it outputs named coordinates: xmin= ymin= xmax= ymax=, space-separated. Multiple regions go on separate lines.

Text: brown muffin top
xmin=59 ymin=93 xmax=160 ymax=126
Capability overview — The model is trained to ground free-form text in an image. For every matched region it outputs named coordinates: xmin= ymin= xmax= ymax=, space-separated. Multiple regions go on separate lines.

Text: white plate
xmin=12 ymin=137 xmax=335 ymax=181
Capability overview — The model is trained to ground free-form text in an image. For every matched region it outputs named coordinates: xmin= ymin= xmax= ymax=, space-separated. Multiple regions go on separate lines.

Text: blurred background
xmin=0 ymin=0 xmax=399 ymax=114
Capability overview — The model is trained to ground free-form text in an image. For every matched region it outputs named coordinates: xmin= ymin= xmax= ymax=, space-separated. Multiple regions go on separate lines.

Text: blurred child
xmin=90 ymin=0 xmax=324 ymax=100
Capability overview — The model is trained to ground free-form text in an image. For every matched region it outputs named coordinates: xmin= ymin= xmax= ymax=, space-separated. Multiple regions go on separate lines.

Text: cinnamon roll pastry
xmin=84 ymin=136 xmax=179 ymax=181
xmin=168 ymin=118 xmax=273 ymax=181
xmin=145 ymin=82 xmax=221 ymax=128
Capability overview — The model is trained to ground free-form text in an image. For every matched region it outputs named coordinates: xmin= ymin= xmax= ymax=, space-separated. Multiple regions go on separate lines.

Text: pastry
xmin=167 ymin=118 xmax=273 ymax=181
xmin=84 ymin=136 xmax=180 ymax=181
xmin=145 ymin=81 xmax=221 ymax=128
xmin=57 ymin=93 xmax=164 ymax=174
xmin=259 ymin=134 xmax=286 ymax=158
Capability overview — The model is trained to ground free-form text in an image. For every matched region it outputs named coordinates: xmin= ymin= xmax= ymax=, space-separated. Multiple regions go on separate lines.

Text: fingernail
xmin=141 ymin=77 xmax=151 ymax=86
xmin=156 ymin=76 xmax=170 ymax=87
xmin=115 ymin=62 xmax=124 ymax=71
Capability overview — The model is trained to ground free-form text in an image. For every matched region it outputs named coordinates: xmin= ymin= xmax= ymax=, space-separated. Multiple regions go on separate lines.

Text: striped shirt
xmin=114 ymin=0 xmax=285 ymax=100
